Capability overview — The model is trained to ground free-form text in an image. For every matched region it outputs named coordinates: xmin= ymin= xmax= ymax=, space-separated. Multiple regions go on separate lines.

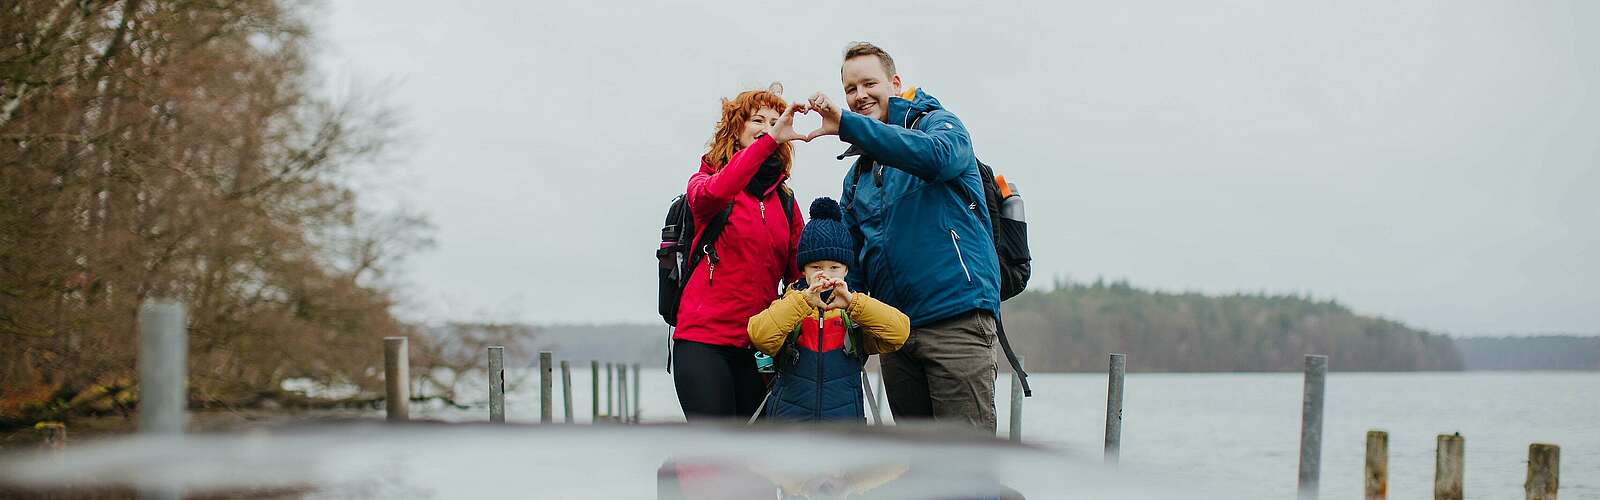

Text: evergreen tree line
xmin=1000 ymin=279 xmax=1463 ymax=372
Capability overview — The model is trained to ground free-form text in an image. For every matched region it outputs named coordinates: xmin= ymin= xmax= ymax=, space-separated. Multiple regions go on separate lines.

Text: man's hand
xmin=765 ymin=101 xmax=814 ymax=143
xmin=804 ymin=92 xmax=841 ymax=141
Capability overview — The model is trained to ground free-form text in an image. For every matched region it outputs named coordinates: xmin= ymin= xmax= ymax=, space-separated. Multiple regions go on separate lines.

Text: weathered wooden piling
xmin=1105 ymin=353 xmax=1125 ymax=462
xmin=539 ymin=351 xmax=553 ymax=423
xmin=140 ymin=301 xmax=189 ymax=434
xmin=561 ymin=361 xmax=574 ymax=423
xmin=1435 ymin=433 xmax=1464 ymax=500
xmin=383 ymin=337 xmax=410 ymax=422
xmin=1365 ymin=430 xmax=1388 ymax=500
xmin=1525 ymin=443 xmax=1559 ymax=500
xmin=488 ymin=346 xmax=505 ymax=423
xmin=618 ymin=363 xmax=629 ymax=423
xmin=1297 ymin=354 xmax=1327 ymax=500
xmin=138 ymin=301 xmax=189 ymax=500
xmin=1009 ymin=356 xmax=1025 ymax=443
xmin=631 ymin=363 xmax=641 ymax=423
xmin=591 ymin=360 xmax=600 ymax=421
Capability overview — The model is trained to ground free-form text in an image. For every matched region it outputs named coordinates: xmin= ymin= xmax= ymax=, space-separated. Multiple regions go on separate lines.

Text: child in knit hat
xmin=747 ymin=197 xmax=909 ymax=422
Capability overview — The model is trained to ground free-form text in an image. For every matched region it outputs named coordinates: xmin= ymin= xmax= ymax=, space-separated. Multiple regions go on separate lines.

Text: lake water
xmin=424 ymin=369 xmax=1598 ymax=499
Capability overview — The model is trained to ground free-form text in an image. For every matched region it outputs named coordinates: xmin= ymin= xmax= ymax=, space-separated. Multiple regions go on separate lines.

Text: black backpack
xmin=957 ymin=160 xmax=1034 ymax=396
xmin=657 ymin=188 xmax=796 ymax=327
xmin=959 ymin=160 xmax=1032 ymax=301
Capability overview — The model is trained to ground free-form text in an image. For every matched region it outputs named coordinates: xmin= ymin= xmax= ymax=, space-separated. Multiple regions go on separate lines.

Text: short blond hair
xmin=843 ymin=41 xmax=896 ymax=77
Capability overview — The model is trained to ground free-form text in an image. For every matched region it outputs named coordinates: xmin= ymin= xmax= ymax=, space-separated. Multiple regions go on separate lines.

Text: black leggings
xmin=672 ymin=340 xmax=766 ymax=421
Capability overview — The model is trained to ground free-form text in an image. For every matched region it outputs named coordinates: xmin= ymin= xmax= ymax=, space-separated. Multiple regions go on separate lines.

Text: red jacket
xmin=674 ymin=135 xmax=804 ymax=348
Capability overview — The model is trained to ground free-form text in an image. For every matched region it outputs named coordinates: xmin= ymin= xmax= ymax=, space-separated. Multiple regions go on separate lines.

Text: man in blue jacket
xmin=806 ymin=42 xmax=1001 ymax=431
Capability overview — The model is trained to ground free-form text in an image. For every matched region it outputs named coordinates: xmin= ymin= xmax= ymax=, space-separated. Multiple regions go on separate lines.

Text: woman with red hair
xmin=673 ymin=84 xmax=811 ymax=420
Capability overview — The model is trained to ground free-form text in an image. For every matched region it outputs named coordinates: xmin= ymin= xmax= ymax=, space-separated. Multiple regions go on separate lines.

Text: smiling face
xmin=842 ymin=55 xmax=902 ymax=123
xmin=738 ymin=107 xmax=780 ymax=149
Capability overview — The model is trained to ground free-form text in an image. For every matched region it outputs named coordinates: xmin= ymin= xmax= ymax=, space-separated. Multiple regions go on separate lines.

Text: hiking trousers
xmin=880 ymin=310 xmax=998 ymax=431
xmin=672 ymin=340 xmax=766 ymax=422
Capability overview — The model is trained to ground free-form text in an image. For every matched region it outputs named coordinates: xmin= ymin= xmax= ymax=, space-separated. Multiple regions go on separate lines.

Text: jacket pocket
xmin=948 ymin=228 xmax=973 ymax=284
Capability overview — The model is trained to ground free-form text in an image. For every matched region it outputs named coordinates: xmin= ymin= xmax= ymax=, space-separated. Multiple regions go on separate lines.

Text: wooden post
xmin=1105 ymin=353 xmax=1125 ymax=462
xmin=1365 ymin=430 xmax=1388 ymax=500
xmin=488 ymin=346 xmax=505 ymax=423
xmin=539 ymin=351 xmax=553 ymax=423
xmin=591 ymin=360 xmax=600 ymax=422
xmin=618 ymin=364 xmax=630 ymax=423
xmin=561 ymin=360 xmax=574 ymax=423
xmin=36 ymin=422 xmax=66 ymax=451
xmin=1435 ymin=433 xmax=1464 ymax=500
xmin=140 ymin=301 xmax=189 ymax=435
xmin=631 ymin=363 xmax=641 ymax=423
xmin=1009 ymin=355 xmax=1025 ymax=442
xmin=606 ymin=362 xmax=614 ymax=419
xmin=1525 ymin=443 xmax=1559 ymax=500
xmin=383 ymin=337 xmax=410 ymax=421
xmin=863 ymin=368 xmax=883 ymax=425
xmin=1297 ymin=354 xmax=1327 ymax=500
xmin=140 ymin=303 xmax=187 ymax=500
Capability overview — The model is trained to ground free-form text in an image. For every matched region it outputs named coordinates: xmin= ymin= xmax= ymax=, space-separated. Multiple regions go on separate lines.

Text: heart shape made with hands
xmin=788 ymin=107 xmax=824 ymax=142
xmin=803 ymin=277 xmax=852 ymax=312
xmin=767 ymin=96 xmax=841 ymax=143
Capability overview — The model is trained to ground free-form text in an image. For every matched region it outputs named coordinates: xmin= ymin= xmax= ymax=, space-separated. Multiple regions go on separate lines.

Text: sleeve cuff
xmin=751 ymin=133 xmax=779 ymax=153
xmin=838 ymin=112 xmax=872 ymax=144
xmin=846 ymin=292 xmax=869 ymax=317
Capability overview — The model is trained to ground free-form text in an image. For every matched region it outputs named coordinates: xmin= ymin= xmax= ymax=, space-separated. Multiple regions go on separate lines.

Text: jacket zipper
xmin=816 ymin=313 xmax=825 ymax=421
xmin=950 ymin=229 xmax=972 ymax=283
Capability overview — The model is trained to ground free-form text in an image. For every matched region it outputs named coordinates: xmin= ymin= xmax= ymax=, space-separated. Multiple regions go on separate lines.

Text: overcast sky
xmin=313 ymin=0 xmax=1597 ymax=336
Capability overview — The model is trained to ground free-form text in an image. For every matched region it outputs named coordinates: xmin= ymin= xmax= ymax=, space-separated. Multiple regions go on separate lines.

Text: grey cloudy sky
xmin=314 ymin=0 xmax=1598 ymax=336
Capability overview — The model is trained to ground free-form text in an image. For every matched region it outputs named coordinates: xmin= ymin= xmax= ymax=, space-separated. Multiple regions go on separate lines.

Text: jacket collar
xmin=836 ymin=144 xmax=865 ymax=160
xmin=761 ymin=173 xmax=788 ymax=197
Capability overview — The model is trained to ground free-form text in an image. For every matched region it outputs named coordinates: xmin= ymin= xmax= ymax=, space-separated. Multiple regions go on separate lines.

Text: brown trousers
xmin=880 ymin=310 xmax=998 ymax=431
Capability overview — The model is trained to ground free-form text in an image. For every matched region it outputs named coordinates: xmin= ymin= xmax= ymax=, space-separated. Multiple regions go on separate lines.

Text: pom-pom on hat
xmin=796 ymin=197 xmax=855 ymax=272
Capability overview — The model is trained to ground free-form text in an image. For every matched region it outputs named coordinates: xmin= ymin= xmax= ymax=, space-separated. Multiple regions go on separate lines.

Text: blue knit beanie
xmin=796 ymin=197 xmax=854 ymax=272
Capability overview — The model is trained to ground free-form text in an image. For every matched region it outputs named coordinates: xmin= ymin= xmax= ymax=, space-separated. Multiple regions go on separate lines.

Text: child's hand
xmin=823 ymin=279 xmax=851 ymax=311
xmin=802 ymin=280 xmax=832 ymax=311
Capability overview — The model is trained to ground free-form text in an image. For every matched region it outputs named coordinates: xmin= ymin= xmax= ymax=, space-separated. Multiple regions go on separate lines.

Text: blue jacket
xmin=838 ymin=89 xmax=1000 ymax=328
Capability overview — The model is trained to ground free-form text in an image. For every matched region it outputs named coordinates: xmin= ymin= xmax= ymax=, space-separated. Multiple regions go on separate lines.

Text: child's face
xmin=803 ymin=260 xmax=848 ymax=287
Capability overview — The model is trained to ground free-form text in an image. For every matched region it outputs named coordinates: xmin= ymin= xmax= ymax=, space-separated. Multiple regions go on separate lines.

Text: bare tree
xmin=1 ymin=0 xmax=432 ymax=423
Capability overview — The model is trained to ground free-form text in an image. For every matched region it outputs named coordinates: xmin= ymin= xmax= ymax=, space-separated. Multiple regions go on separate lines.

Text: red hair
xmin=705 ymin=84 xmax=792 ymax=179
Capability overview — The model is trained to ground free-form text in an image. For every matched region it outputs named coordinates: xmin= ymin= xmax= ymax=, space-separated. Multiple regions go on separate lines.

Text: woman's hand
xmin=765 ymin=101 xmax=813 ymax=143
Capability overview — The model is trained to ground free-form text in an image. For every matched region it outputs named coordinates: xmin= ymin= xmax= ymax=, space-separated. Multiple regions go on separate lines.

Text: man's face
xmin=842 ymin=56 xmax=901 ymax=123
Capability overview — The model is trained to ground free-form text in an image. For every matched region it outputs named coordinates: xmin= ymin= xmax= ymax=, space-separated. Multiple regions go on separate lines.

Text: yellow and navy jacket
xmin=748 ymin=289 xmax=909 ymax=421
